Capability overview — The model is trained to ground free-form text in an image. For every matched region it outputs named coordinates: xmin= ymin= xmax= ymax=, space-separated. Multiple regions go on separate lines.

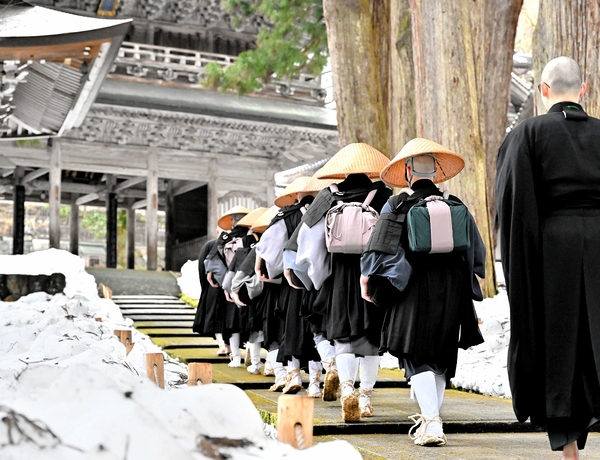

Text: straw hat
xmin=380 ymin=138 xmax=465 ymax=188
xmin=237 ymin=207 xmax=269 ymax=228
xmin=274 ymin=176 xmax=312 ymax=208
xmin=314 ymin=143 xmax=390 ymax=180
xmin=251 ymin=205 xmax=280 ymax=234
xmin=303 ymin=175 xmax=338 ymax=193
xmin=217 ymin=205 xmax=250 ymax=231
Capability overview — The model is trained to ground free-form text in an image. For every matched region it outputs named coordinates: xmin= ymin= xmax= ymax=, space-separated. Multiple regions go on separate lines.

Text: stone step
xmin=124 ymin=314 xmax=195 ymax=321
xmin=150 ymin=336 xmax=219 ymax=349
xmin=121 ymin=308 xmax=195 ymax=315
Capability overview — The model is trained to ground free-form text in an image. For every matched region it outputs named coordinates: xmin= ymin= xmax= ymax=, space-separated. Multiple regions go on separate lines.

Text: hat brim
xmin=251 ymin=205 xmax=280 ymax=234
xmin=274 ymin=176 xmax=312 ymax=208
xmin=237 ymin=207 xmax=269 ymax=228
xmin=314 ymin=143 xmax=390 ymax=180
xmin=217 ymin=205 xmax=251 ymax=230
xmin=380 ymin=138 xmax=465 ymax=188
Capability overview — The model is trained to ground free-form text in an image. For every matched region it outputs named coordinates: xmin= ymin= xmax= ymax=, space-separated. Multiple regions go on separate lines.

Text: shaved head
xmin=541 ymin=56 xmax=583 ymax=97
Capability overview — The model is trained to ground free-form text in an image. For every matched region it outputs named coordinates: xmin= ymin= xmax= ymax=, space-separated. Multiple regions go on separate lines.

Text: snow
xmin=0 ymin=250 xmax=361 ymax=459
xmin=177 ymin=259 xmax=513 ymax=399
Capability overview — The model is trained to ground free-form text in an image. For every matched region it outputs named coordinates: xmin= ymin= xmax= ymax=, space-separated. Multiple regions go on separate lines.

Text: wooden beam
xmin=114 ymin=176 xmax=146 ymax=192
xmin=131 ymin=199 xmax=147 ymax=210
xmin=76 ymin=193 xmax=100 ymax=206
xmin=23 ymin=168 xmax=49 ymax=184
xmin=172 ymin=181 xmax=205 ymax=197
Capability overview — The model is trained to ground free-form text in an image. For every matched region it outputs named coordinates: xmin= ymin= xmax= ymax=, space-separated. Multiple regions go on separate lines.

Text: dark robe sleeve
xmin=496 ymin=126 xmax=546 ymax=424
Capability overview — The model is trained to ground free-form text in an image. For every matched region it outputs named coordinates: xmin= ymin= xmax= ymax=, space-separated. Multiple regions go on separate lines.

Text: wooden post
xmin=70 ymin=193 xmax=79 ymax=256
xmin=119 ymin=330 xmax=134 ymax=355
xmin=146 ymin=352 xmax=164 ymax=388
xmin=146 ymin=151 xmax=158 ymax=271
xmin=12 ymin=168 xmax=25 ymax=255
xmin=276 ymin=395 xmax=314 ymax=449
xmin=165 ymin=180 xmax=175 ymax=271
xmin=188 ymin=363 xmax=212 ymax=386
xmin=207 ymin=158 xmax=218 ymax=235
xmin=48 ymin=138 xmax=61 ymax=249
xmin=126 ymin=199 xmax=136 ymax=269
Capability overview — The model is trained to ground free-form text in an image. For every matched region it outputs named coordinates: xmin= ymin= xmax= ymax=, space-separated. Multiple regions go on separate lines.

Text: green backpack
xmin=406 ymin=193 xmax=471 ymax=253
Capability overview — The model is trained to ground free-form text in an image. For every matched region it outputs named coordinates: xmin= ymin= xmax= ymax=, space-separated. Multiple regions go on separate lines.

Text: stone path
xmin=98 ymin=271 xmax=600 ymax=460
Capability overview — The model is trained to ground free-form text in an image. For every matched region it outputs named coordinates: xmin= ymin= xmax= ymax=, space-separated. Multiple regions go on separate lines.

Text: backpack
xmin=325 ymin=184 xmax=379 ymax=254
xmin=405 ymin=192 xmax=471 ymax=253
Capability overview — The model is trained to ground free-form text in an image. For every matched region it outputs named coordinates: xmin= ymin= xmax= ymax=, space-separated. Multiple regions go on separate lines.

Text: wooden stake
xmin=121 ymin=330 xmax=134 ymax=355
xmin=146 ymin=353 xmax=165 ymax=389
xmin=276 ymin=395 xmax=313 ymax=449
xmin=188 ymin=363 xmax=212 ymax=386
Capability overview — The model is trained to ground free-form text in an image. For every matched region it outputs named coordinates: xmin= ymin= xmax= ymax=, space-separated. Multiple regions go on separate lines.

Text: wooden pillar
xmin=126 ymin=199 xmax=135 ymax=269
xmin=165 ymin=180 xmax=175 ymax=271
xmin=266 ymin=159 xmax=277 ymax=206
xmin=106 ymin=192 xmax=118 ymax=268
xmin=48 ymin=138 xmax=61 ymax=249
xmin=146 ymin=151 xmax=158 ymax=271
xmin=105 ymin=175 xmax=117 ymax=268
xmin=208 ymin=158 xmax=218 ymax=235
xmin=12 ymin=167 xmax=24 ymax=255
xmin=69 ymin=193 xmax=79 ymax=255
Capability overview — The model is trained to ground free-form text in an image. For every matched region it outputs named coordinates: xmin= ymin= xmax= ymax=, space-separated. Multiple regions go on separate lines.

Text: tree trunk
xmin=478 ymin=1 xmax=523 ymax=254
xmin=409 ymin=0 xmax=521 ymax=297
xmin=322 ymin=0 xmax=392 ymax=155
xmin=390 ymin=0 xmax=417 ymax=155
xmin=534 ymin=1 xmax=600 ymax=117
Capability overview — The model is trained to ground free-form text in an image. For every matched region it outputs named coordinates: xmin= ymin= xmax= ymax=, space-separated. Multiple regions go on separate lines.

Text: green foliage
xmin=259 ymin=409 xmax=278 ymax=427
xmin=59 ymin=205 xmax=70 ymax=225
xmin=81 ymin=209 xmax=107 ymax=239
xmin=13 ymin=139 xmax=45 ymax=149
xmin=205 ymin=0 xmax=328 ymax=95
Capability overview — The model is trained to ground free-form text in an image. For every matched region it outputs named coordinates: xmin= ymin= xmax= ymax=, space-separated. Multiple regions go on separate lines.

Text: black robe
xmin=291 ymin=173 xmax=392 ymax=345
xmin=192 ymin=238 xmax=227 ymax=337
xmin=496 ymin=101 xmax=600 ymax=426
xmin=364 ymin=180 xmax=485 ymax=379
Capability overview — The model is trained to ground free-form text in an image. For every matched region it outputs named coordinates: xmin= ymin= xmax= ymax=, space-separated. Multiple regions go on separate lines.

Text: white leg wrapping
xmin=269 ymin=349 xmax=287 ymax=383
xmin=229 ymin=333 xmax=240 ymax=357
xmin=336 ymin=353 xmax=358 ymax=396
xmin=435 ymin=372 xmax=446 ymax=411
xmin=287 ymin=356 xmax=300 ymax=372
xmin=316 ymin=340 xmax=337 ymax=370
xmin=410 ymin=371 xmax=444 ymax=437
xmin=215 ymin=333 xmax=226 ymax=349
xmin=249 ymin=341 xmax=262 ymax=366
xmin=358 ymin=355 xmax=380 ymax=392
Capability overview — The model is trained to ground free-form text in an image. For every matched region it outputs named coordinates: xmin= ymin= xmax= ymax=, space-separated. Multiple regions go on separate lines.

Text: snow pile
xmin=177 ymin=259 xmax=201 ymax=300
xmin=452 ymin=290 xmax=512 ymax=398
xmin=0 ymin=250 xmax=361 ymax=459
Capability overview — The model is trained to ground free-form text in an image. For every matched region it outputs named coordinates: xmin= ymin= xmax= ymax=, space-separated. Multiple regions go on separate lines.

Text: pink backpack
xmin=325 ymin=184 xmax=379 ymax=254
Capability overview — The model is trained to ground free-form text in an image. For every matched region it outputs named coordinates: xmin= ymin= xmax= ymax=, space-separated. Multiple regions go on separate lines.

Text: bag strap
xmin=330 ymin=183 xmax=378 ymax=207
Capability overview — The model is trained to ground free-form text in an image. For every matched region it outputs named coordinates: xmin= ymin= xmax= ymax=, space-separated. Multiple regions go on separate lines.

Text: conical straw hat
xmin=303 ymin=175 xmax=338 ymax=193
xmin=237 ymin=207 xmax=269 ymax=228
xmin=314 ymin=143 xmax=390 ymax=180
xmin=274 ymin=176 xmax=312 ymax=208
xmin=251 ymin=205 xmax=280 ymax=234
xmin=380 ymin=138 xmax=465 ymax=188
xmin=217 ymin=205 xmax=250 ymax=231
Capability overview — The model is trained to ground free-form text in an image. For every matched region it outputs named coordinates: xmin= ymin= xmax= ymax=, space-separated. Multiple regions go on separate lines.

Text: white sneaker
xmin=247 ymin=364 xmax=262 ymax=375
xmin=228 ymin=355 xmax=242 ymax=368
